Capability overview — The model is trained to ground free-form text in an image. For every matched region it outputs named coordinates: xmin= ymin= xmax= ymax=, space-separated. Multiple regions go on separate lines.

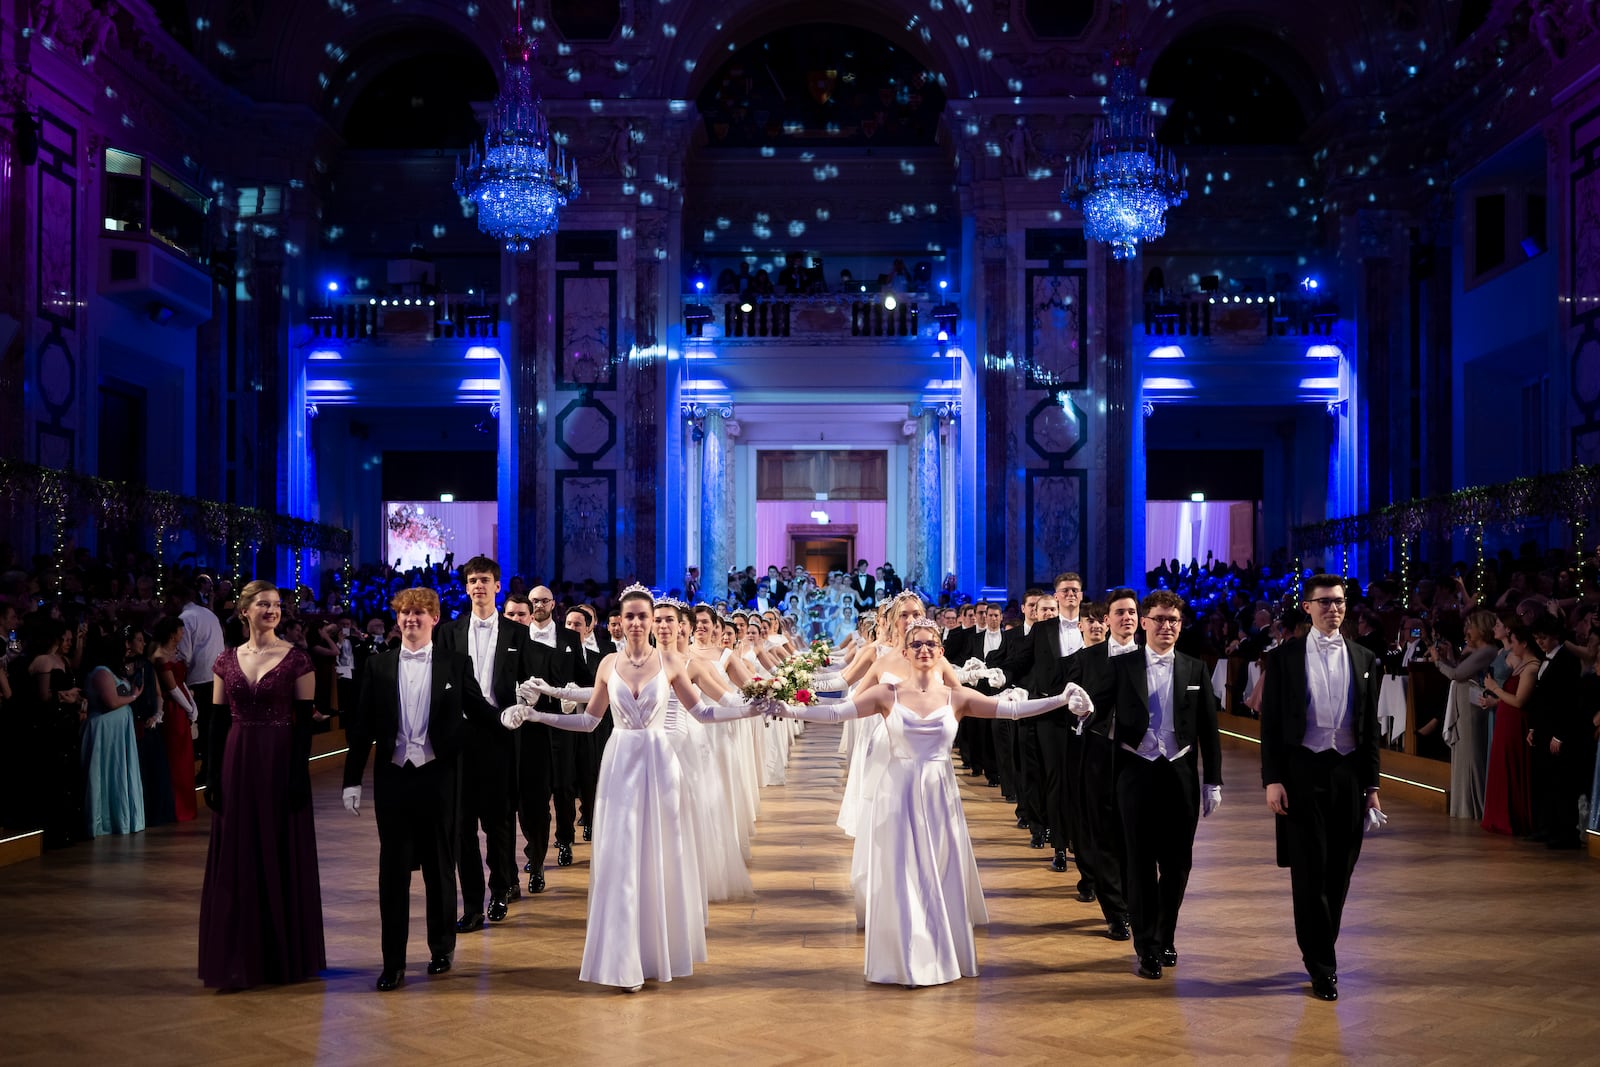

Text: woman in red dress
xmin=1481 ymin=624 xmax=1538 ymax=836
xmin=150 ymin=616 xmax=198 ymax=821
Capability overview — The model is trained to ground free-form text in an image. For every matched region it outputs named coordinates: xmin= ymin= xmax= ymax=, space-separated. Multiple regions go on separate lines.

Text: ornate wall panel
xmin=1025 ymin=470 xmax=1087 ymax=585
xmin=1568 ymin=105 xmax=1600 ymax=464
xmin=1024 ymin=268 xmax=1087 ymax=390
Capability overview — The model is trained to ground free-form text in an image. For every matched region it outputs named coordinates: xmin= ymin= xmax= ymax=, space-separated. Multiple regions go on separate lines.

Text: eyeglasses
xmin=906 ymin=640 xmax=940 ymax=651
xmin=1306 ymin=597 xmax=1347 ymax=608
xmin=529 ymin=597 xmax=553 ymax=605
xmin=1146 ymin=615 xmax=1182 ymax=628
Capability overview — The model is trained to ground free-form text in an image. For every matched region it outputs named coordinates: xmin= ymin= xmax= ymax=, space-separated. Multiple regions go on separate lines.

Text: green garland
xmin=1293 ymin=466 xmax=1600 ymax=552
xmin=0 ymin=458 xmax=351 ymax=555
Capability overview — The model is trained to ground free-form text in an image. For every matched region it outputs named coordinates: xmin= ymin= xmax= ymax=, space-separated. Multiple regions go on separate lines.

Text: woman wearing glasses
xmin=772 ymin=618 xmax=1089 ymax=987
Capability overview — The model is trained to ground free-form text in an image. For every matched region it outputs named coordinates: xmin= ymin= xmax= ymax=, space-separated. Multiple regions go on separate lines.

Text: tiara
xmin=905 ymin=617 xmax=941 ymax=634
xmin=891 ymin=589 xmax=926 ymax=607
xmin=620 ymin=582 xmax=654 ymax=601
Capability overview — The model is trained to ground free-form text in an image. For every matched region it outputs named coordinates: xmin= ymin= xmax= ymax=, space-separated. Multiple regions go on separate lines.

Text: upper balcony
xmin=305 ymin=292 xmax=501 ymax=343
xmin=683 ymin=294 xmax=955 ymax=344
xmin=1142 ymin=291 xmax=1340 ymax=342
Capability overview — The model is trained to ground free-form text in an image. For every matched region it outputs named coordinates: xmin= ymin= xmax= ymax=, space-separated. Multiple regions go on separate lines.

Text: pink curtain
xmin=754 ymin=500 xmax=887 ymax=570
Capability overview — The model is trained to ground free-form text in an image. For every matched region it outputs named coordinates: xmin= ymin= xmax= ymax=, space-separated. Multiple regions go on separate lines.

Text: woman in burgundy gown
xmin=198 ymin=581 xmax=326 ymax=989
xmin=1481 ymin=625 xmax=1538 ymax=836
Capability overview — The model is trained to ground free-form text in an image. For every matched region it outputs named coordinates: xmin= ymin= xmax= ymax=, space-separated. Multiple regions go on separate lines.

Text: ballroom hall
xmin=1 ymin=0 xmax=1598 ymax=1062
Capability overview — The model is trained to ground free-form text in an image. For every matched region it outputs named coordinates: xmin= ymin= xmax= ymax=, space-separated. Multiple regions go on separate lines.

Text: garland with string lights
xmin=1293 ymin=466 xmax=1600 ymax=560
xmin=0 ymin=460 xmax=351 ymax=585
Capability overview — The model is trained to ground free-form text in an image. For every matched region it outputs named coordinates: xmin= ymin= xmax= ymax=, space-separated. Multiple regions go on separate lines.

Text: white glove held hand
xmin=343 ymin=785 xmax=362 ymax=815
xmin=500 ymin=706 xmax=526 ymax=730
xmin=1202 ymin=784 xmax=1221 ymax=817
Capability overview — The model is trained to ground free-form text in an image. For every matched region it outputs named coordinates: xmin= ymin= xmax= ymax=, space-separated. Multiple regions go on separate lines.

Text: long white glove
xmin=500 ymin=707 xmax=526 ymax=730
xmin=518 ymin=677 xmax=592 ymax=704
xmin=172 ymin=685 xmax=198 ymax=723
xmin=995 ymin=682 xmax=1092 ymax=720
xmin=954 ymin=666 xmax=985 ymax=685
xmin=343 ymin=785 xmax=362 ymax=815
xmin=983 ymin=667 xmax=1007 ymax=688
xmin=516 ymin=708 xmax=602 ymax=733
xmin=684 ymin=698 xmax=764 ymax=723
xmin=961 ymin=657 xmax=985 ymax=672
xmin=1202 ymin=785 xmax=1221 ymax=817
xmin=773 ymin=697 xmax=873 ymax=723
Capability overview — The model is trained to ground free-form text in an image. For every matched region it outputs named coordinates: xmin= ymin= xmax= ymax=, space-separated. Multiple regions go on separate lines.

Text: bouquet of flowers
xmin=741 ymin=658 xmax=817 ymax=718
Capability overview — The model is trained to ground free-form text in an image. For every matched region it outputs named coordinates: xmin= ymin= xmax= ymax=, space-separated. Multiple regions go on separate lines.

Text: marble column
xmin=698 ymin=407 xmax=734 ymax=600
xmin=906 ymin=408 xmax=944 ymax=596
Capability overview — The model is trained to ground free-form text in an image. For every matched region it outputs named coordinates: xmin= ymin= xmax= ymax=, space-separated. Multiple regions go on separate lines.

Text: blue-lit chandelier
xmin=454 ymin=1 xmax=579 ymax=252
xmin=1061 ymin=39 xmax=1186 ymax=260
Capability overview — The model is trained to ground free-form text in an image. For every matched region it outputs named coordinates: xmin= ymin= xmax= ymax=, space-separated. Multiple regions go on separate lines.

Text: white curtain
xmin=1145 ymin=500 xmax=1250 ymax=569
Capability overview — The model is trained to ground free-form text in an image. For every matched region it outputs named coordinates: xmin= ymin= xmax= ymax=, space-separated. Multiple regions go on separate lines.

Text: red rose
xmin=795 ymin=689 xmax=813 ymax=704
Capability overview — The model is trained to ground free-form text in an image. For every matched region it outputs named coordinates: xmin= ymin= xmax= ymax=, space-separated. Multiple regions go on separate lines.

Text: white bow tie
xmin=400 ymin=648 xmax=429 ymax=662
xmin=1312 ymin=633 xmax=1344 ymax=655
xmin=1150 ymin=652 xmax=1174 ymax=667
xmin=1061 ymin=619 xmax=1079 ymax=630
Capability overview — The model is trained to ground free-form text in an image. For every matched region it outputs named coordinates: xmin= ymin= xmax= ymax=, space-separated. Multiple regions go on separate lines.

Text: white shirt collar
xmin=1107 ymin=638 xmax=1137 ymax=656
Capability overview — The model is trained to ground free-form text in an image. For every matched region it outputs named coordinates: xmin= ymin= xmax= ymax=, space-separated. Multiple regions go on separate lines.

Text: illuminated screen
xmin=384 ymin=500 xmax=498 ymax=571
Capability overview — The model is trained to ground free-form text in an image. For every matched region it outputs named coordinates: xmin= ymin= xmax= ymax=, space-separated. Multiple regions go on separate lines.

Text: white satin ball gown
xmin=664 ymin=686 xmax=755 ymax=904
xmin=579 ymin=656 xmax=708 ymax=989
xmin=858 ymin=692 xmax=988 ymax=987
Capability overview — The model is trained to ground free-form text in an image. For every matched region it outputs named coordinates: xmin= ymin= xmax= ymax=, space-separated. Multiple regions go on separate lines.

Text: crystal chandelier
xmin=1061 ymin=39 xmax=1186 ymax=260
xmin=454 ymin=2 xmax=579 ymax=252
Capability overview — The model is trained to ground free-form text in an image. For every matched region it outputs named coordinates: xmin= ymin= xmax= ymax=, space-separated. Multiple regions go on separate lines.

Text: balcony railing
xmin=1143 ymin=294 xmax=1339 ymax=340
xmin=684 ymin=295 xmax=924 ymax=340
xmin=307 ymin=295 xmax=500 ymax=341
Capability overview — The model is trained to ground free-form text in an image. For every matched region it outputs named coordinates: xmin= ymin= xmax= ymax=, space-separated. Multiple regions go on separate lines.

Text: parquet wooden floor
xmin=2 ymin=728 xmax=1598 ymax=1066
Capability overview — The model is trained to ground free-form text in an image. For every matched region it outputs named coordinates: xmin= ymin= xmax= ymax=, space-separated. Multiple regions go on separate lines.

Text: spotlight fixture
xmin=884 ymin=295 xmax=897 ymax=311
xmin=739 ymin=301 xmax=753 ymax=313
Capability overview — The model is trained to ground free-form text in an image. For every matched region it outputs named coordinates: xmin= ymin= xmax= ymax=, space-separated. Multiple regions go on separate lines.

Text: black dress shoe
xmin=376 ymin=967 xmax=404 ymax=992
xmin=1106 ymin=917 xmax=1131 ymax=941
xmin=1051 ymin=849 xmax=1068 ymax=873
xmin=1016 ymin=817 xmax=1028 ymax=829
xmin=1311 ymin=974 xmax=1338 ymax=1001
xmin=427 ymin=954 xmax=452 ymax=975
xmin=557 ymin=843 xmax=574 ymax=867
xmin=1042 ymin=828 xmax=1053 ymax=843
xmin=507 ymin=883 xmax=522 ymax=901
xmin=528 ymin=870 xmax=546 ymax=894
xmin=1029 ymin=832 xmax=1046 ymax=849
xmin=582 ymin=824 xmax=592 ymax=842
xmin=1075 ymin=883 xmax=1097 ymax=903
xmin=524 ymin=860 xmax=535 ymax=873
xmin=457 ymin=912 xmax=486 ymax=933
xmin=1137 ymin=955 xmax=1163 ymax=980
xmin=1161 ymin=947 xmax=1178 ymax=968
xmin=487 ymin=894 xmax=510 ymax=922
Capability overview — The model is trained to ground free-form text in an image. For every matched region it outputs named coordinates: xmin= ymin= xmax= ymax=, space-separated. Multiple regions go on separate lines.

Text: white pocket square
xmin=1362 ymin=672 xmax=1369 ymax=679
xmin=445 ymin=682 xmax=454 ymax=690
xmin=1186 ymin=685 xmax=1200 ymax=691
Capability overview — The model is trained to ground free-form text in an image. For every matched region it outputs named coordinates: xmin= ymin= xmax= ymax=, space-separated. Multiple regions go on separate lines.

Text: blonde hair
xmin=237 ymin=579 xmax=279 ymax=618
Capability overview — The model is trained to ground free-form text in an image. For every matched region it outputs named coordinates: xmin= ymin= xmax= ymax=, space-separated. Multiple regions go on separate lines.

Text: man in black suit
xmin=1526 ymin=614 xmax=1586 ymax=848
xmin=1260 ymin=574 xmax=1382 ymax=1002
xmin=1087 ymin=589 xmax=1221 ymax=981
xmin=849 ymin=559 xmax=876 ymax=608
xmin=559 ymin=604 xmax=610 ymax=847
xmin=1009 ymin=573 xmax=1088 ymax=878
xmin=435 ymin=556 xmax=535 ymax=932
xmin=511 ymin=586 xmax=576 ymax=892
xmin=342 ymin=586 xmax=501 ymax=991
xmin=1062 ymin=587 xmax=1141 ymax=942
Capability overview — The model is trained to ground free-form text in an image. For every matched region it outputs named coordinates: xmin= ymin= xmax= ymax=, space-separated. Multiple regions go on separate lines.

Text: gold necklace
xmin=623 ymin=645 xmax=652 ymax=668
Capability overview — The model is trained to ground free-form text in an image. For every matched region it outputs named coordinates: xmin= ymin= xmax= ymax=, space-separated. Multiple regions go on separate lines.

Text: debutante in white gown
xmin=859 ymin=694 xmax=988 ymax=987
xmin=579 ymin=657 xmax=707 ymax=988
xmin=665 ymin=686 xmax=754 ymax=904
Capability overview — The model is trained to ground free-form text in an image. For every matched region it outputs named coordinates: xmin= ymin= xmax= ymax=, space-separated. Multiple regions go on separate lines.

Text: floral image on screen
xmin=386 ymin=502 xmax=449 ymax=571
